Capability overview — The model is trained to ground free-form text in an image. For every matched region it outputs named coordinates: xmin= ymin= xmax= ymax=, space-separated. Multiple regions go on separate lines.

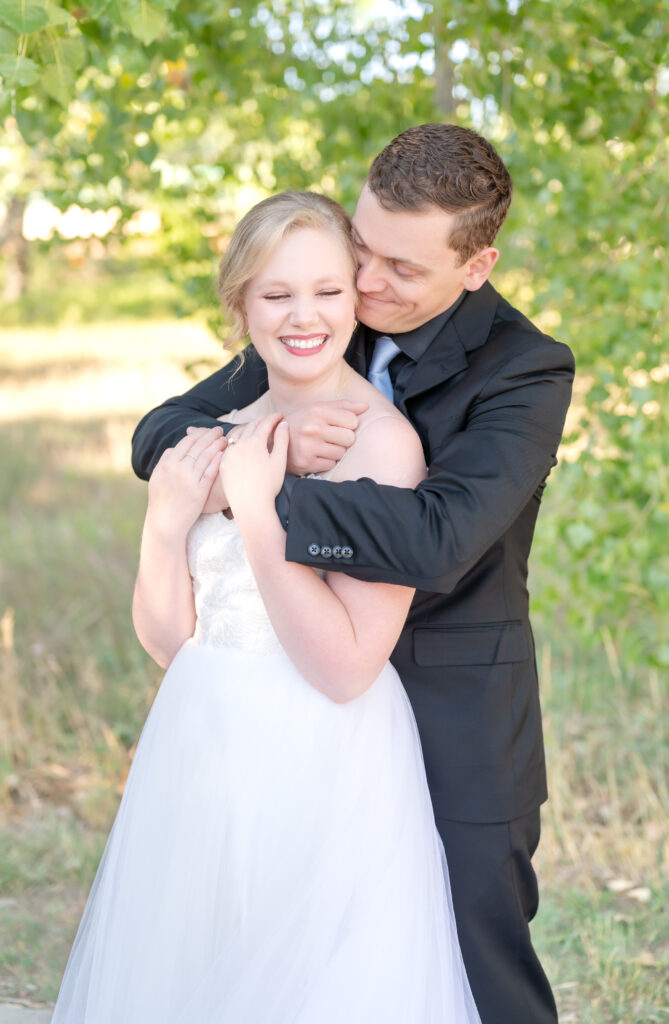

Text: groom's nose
xmin=356 ymin=255 xmax=386 ymax=295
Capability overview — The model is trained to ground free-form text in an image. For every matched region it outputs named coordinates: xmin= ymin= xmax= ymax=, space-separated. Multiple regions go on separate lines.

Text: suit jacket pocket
xmin=413 ymin=621 xmax=529 ymax=667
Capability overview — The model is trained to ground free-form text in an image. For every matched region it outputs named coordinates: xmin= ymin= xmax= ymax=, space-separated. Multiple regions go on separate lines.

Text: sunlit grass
xmin=0 ymin=323 xmax=666 ymax=1017
xmin=0 ymin=319 xmax=224 ymax=425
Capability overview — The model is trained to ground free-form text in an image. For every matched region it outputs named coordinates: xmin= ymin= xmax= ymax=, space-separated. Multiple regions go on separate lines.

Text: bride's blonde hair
xmin=219 ymin=191 xmax=357 ymax=346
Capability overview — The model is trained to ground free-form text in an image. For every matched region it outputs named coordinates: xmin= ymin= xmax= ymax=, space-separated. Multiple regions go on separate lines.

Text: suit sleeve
xmin=284 ymin=340 xmax=575 ymax=593
xmin=131 ymin=347 xmax=268 ymax=479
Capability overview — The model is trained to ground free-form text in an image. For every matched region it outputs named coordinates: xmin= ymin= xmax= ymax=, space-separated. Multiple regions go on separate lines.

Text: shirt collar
xmin=366 ymin=291 xmax=467 ymax=362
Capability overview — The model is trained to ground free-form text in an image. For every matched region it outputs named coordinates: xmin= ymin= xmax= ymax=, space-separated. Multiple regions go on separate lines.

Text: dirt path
xmin=0 ymin=1008 xmax=51 ymax=1023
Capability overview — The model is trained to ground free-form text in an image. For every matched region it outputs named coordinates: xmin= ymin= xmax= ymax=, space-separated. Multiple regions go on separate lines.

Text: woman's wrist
xmin=233 ymin=499 xmax=282 ymax=544
xmin=143 ymin=505 xmax=192 ymax=547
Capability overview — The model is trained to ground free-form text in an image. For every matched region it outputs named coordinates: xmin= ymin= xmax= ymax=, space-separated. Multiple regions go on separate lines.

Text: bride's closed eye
xmin=263 ymin=289 xmax=343 ymax=301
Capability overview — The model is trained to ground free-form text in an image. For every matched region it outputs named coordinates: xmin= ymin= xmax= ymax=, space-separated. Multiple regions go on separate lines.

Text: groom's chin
xmin=357 ymin=300 xmax=398 ymax=334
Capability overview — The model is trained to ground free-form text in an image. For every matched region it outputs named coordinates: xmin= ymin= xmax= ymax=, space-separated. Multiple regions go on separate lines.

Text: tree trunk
xmin=0 ymin=198 xmax=29 ymax=301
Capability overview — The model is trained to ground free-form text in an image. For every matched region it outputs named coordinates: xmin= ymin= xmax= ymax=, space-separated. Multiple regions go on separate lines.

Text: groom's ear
xmin=462 ymin=248 xmax=499 ymax=292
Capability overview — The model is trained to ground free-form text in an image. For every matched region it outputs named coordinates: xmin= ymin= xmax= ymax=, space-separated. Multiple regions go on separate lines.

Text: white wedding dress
xmin=52 ymin=512 xmax=481 ymax=1023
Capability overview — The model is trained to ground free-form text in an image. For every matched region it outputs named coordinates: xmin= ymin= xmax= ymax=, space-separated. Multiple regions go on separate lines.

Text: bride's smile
xmin=278 ymin=332 xmax=328 ymax=354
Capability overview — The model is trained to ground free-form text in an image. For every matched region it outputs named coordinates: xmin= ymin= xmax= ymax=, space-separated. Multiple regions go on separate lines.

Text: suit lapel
xmin=398 ymin=282 xmax=500 ymax=411
xmin=398 ymin=319 xmax=468 ymax=412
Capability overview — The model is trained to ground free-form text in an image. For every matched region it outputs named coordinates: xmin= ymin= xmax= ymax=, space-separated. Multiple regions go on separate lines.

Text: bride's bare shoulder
xmin=331 ymin=405 xmax=427 ymax=489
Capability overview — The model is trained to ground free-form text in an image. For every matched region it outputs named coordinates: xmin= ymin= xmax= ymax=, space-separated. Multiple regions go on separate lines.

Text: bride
xmin=52 ymin=191 xmax=481 ymax=1023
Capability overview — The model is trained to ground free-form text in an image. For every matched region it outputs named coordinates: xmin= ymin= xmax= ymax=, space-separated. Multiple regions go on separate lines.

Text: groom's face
xmin=352 ymin=185 xmax=489 ymax=335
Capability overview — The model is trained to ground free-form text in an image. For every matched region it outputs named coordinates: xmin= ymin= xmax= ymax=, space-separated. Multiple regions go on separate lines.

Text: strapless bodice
xmin=187 ymin=513 xmax=284 ymax=656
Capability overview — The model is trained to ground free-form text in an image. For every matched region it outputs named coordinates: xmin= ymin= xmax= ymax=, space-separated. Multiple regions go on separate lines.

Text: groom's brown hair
xmin=367 ymin=123 xmax=513 ymax=265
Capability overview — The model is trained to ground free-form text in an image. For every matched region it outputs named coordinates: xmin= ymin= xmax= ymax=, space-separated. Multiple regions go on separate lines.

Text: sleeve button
xmin=332 ymin=545 xmax=342 ymax=559
xmin=341 ymin=546 xmax=354 ymax=559
xmin=308 ymin=543 xmax=320 ymax=556
xmin=320 ymin=546 xmax=332 ymax=559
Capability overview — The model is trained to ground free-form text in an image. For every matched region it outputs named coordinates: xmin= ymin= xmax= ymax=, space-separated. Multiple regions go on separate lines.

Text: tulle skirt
xmin=52 ymin=639 xmax=480 ymax=1023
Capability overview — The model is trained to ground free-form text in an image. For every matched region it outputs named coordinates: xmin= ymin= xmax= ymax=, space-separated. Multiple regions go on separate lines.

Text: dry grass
xmin=0 ymin=323 xmax=666 ymax=1020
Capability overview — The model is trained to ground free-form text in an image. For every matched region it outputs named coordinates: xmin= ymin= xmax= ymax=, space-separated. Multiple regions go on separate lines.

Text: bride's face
xmin=243 ymin=227 xmax=357 ymax=384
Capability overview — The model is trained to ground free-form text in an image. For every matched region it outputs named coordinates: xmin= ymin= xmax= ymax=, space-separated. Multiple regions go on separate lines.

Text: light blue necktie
xmin=367 ymin=335 xmax=401 ymax=402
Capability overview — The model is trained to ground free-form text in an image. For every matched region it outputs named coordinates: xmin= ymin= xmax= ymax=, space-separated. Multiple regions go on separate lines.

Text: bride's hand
xmin=146 ymin=427 xmax=226 ymax=538
xmin=220 ymin=414 xmax=289 ymax=520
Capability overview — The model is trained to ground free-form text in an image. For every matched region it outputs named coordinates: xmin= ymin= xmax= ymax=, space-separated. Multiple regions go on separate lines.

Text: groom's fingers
xmin=321 ymin=425 xmax=357 ymax=449
xmin=317 ymin=441 xmax=349 ymax=462
xmin=322 ymin=408 xmax=365 ymax=433
xmin=325 ymin=400 xmax=369 ymax=413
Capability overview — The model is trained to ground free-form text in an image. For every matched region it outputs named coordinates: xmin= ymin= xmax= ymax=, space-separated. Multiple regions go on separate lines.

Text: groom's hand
xmin=284 ymin=400 xmax=368 ymax=476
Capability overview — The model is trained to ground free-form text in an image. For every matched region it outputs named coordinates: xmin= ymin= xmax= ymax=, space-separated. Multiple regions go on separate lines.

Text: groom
xmin=132 ymin=123 xmax=574 ymax=1022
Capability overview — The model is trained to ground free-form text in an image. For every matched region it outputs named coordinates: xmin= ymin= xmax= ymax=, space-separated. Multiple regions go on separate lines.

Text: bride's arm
xmin=223 ymin=415 xmax=426 ymax=703
xmin=132 ymin=428 xmax=225 ymax=668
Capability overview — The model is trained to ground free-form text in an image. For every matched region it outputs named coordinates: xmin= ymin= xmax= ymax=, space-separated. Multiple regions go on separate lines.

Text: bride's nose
xmin=288 ymin=295 xmax=319 ymax=327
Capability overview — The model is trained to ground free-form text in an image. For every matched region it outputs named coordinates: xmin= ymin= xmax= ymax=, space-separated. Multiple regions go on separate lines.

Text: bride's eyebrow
xmin=260 ymin=277 xmax=348 ymax=288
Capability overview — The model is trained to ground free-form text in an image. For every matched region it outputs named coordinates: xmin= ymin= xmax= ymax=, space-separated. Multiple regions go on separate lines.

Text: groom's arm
xmin=131 ymin=347 xmax=268 ymax=479
xmin=281 ymin=339 xmax=575 ymax=594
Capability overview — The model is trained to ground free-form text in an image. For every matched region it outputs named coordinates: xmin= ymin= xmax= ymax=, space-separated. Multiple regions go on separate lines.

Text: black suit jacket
xmin=132 ymin=281 xmax=575 ymax=824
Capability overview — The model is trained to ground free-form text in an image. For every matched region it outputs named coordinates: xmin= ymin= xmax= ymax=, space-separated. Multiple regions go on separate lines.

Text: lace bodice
xmin=187 ymin=513 xmax=284 ymax=656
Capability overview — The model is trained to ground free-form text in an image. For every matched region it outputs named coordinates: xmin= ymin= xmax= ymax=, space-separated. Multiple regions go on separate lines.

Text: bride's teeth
xmin=280 ymin=336 xmax=327 ymax=349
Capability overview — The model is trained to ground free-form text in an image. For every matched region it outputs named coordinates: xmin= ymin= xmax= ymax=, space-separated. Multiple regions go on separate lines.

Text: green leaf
xmin=41 ymin=60 xmax=74 ymax=103
xmin=101 ymin=0 xmax=123 ymax=25
xmin=33 ymin=31 xmax=85 ymax=75
xmin=42 ymin=0 xmax=72 ymax=27
xmin=0 ymin=0 xmax=49 ymax=34
xmin=54 ymin=35 xmax=85 ymax=68
xmin=565 ymin=523 xmax=595 ymax=551
xmin=123 ymin=3 xmax=167 ymax=45
xmin=0 ymin=52 xmax=39 ymax=84
xmin=87 ymin=0 xmax=112 ymax=15
xmin=0 ymin=25 xmax=17 ymax=49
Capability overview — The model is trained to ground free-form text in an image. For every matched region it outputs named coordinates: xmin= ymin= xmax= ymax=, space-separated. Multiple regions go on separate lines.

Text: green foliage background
xmin=1 ymin=0 xmax=667 ymax=669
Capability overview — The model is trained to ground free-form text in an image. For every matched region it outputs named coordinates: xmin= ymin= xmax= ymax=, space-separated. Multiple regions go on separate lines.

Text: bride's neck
xmin=265 ymin=363 xmax=354 ymax=416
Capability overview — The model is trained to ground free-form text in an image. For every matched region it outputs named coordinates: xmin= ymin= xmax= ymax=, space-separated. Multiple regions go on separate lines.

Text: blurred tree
xmin=0 ymin=0 xmax=432 ymax=314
